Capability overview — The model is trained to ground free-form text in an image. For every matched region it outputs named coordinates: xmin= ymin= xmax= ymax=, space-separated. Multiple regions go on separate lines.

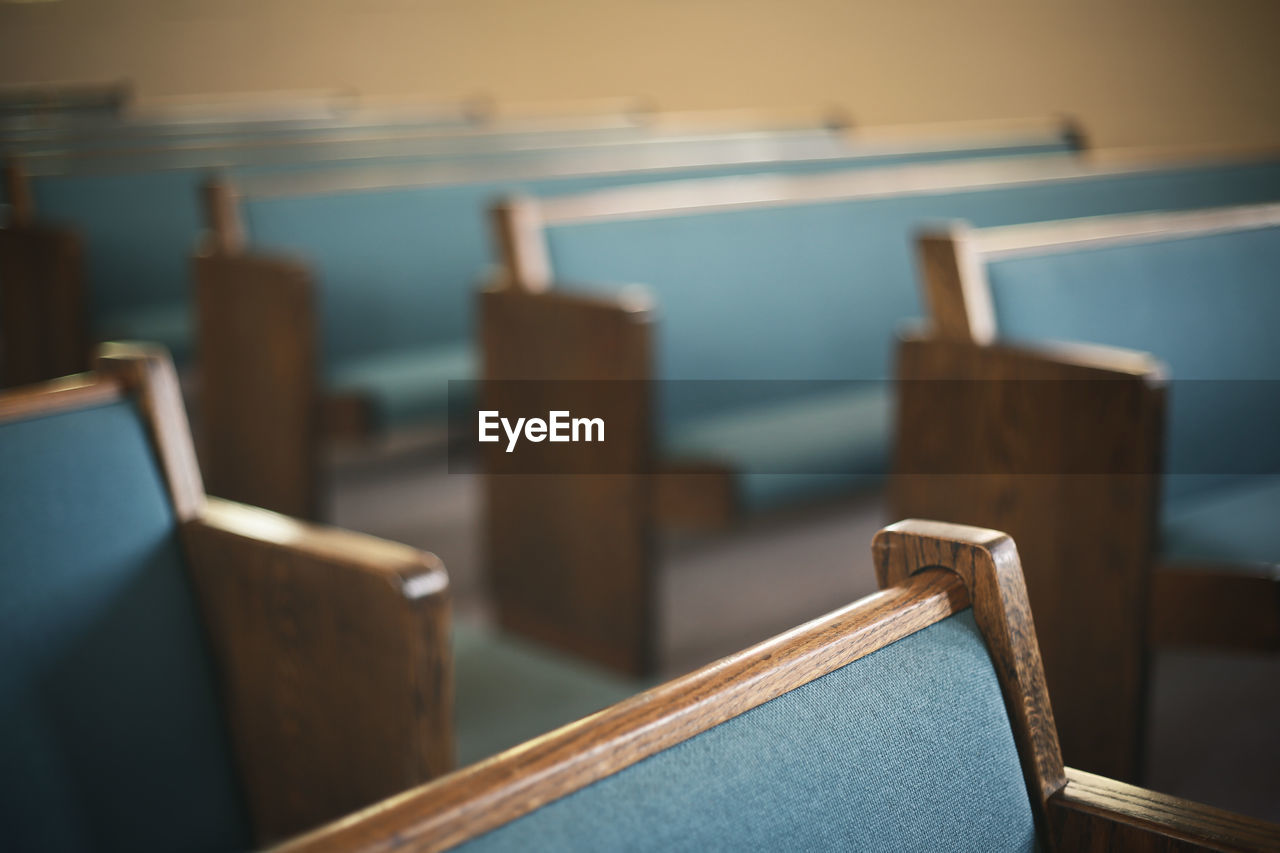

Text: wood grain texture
xmin=872 ymin=519 xmax=1066 ymax=837
xmin=1049 ymin=767 xmax=1280 ymax=852
xmin=273 ymin=568 xmax=971 ymax=853
xmin=195 ymin=248 xmax=322 ymax=520
xmin=0 ymin=223 xmax=89 ymax=388
xmin=1150 ymin=566 xmax=1280 ymax=651
xmin=917 ymin=227 xmax=993 ymax=343
xmin=97 ymin=341 xmax=208 ymax=521
xmin=183 ymin=497 xmax=453 ymax=845
xmin=890 ymin=333 xmax=1165 ymax=783
xmin=480 ymin=286 xmax=657 ymax=675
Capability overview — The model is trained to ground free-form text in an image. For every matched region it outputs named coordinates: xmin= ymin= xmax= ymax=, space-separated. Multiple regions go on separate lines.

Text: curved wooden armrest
xmin=182 ymin=497 xmax=453 ymax=844
xmin=1050 ymin=767 xmax=1280 ymax=852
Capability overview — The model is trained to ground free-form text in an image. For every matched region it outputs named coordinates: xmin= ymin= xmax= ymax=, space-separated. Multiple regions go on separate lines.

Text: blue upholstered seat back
xmin=242 ymin=137 xmax=1079 ymax=375
xmin=452 ymin=610 xmax=1038 ymax=852
xmin=985 ymin=225 xmax=1280 ymax=503
xmin=0 ymin=400 xmax=248 ymax=853
xmin=543 ymin=160 xmax=1280 ymax=438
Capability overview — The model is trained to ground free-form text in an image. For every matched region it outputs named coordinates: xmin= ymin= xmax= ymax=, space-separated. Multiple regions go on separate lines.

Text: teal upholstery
xmin=242 ymin=136 xmax=1078 ymax=426
xmin=0 ymin=400 xmax=248 ymax=853
xmin=327 ymin=343 xmax=474 ymax=430
xmin=666 ymin=383 xmax=890 ymax=513
xmin=453 ymin=621 xmax=643 ymax=767
xmin=1162 ymin=475 xmax=1280 ymax=568
xmin=18 ymin=125 xmax=1074 ymax=372
xmin=986 ymin=225 xmax=1280 ymax=564
xmin=452 ymin=610 xmax=1038 ymax=852
xmin=544 ymin=159 xmax=1280 ymax=511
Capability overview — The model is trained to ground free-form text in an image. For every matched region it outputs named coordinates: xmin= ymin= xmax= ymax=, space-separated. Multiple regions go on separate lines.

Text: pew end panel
xmin=195 ymin=247 xmax=324 ymax=520
xmin=889 ymin=332 xmax=1166 ymax=782
xmin=480 ymin=285 xmax=659 ymax=676
xmin=1 ymin=159 xmax=90 ymax=387
xmin=182 ymin=497 xmax=453 ymax=844
xmin=274 ymin=519 xmax=1280 ymax=853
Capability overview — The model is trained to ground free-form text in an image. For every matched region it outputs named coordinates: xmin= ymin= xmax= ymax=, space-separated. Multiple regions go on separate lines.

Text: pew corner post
xmin=1056 ymin=112 xmax=1092 ymax=153
xmin=200 ymin=176 xmax=246 ymax=256
xmin=491 ymin=195 xmax=552 ymax=292
xmin=872 ymin=519 xmax=1067 ymax=832
xmin=3 ymin=156 xmax=34 ymax=227
xmin=182 ymin=496 xmax=454 ymax=845
xmin=94 ymin=342 xmax=207 ymax=521
xmin=915 ymin=225 xmax=993 ymax=343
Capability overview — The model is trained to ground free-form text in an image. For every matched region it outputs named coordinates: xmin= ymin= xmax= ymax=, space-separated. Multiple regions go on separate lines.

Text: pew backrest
xmin=515 ymin=150 xmax=1280 ymax=437
xmin=917 ymin=202 xmax=1280 ymax=501
xmin=0 ymin=372 xmax=248 ymax=853
xmin=233 ymin=118 xmax=1083 ymax=375
xmin=276 ymin=521 xmax=1063 ymax=853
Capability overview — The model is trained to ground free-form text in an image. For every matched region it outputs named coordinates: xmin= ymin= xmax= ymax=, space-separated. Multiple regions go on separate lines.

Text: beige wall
xmin=2 ymin=0 xmax=1278 ymax=148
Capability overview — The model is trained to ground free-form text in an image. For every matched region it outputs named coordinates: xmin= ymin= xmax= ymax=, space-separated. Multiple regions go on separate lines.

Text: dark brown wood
xmin=1150 ymin=567 xmax=1280 ymax=651
xmin=183 ymin=497 xmax=453 ymax=844
xmin=202 ymin=179 xmax=246 ymax=255
xmin=4 ymin=159 xmax=35 ymax=226
xmin=97 ymin=341 xmax=208 ymax=521
xmin=873 ymin=519 xmax=1066 ymax=835
xmin=654 ymin=460 xmax=738 ymax=528
xmin=490 ymin=197 xmax=551 ymax=291
xmin=0 ymin=223 xmax=89 ymax=388
xmin=0 ymin=371 xmax=121 ymax=422
xmin=1049 ymin=767 xmax=1280 ymax=852
xmin=274 ymin=568 xmax=972 ymax=853
xmin=480 ymin=286 xmax=656 ymax=675
xmin=890 ymin=332 xmax=1165 ymax=783
xmin=194 ymin=248 xmax=323 ymax=520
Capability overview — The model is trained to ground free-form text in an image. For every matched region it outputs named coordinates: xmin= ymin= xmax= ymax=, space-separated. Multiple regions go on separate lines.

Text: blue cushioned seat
xmin=453 ymin=621 xmax=643 ymax=767
xmin=545 ymin=160 xmax=1280 ymax=513
xmin=327 ymin=343 xmax=474 ymax=430
xmin=452 ymin=610 xmax=1038 ymax=852
xmin=665 ymin=383 xmax=890 ymax=513
xmin=0 ymin=401 xmax=248 ymax=853
xmin=1161 ymin=475 xmax=1280 ymax=568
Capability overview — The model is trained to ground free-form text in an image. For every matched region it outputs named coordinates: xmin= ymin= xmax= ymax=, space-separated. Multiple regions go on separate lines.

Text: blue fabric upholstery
xmin=1161 ymin=475 xmax=1280 ymax=568
xmin=986 ymin=225 xmax=1280 ymax=564
xmin=666 ymin=383 xmax=890 ymax=512
xmin=452 ymin=610 xmax=1038 ymax=853
xmin=327 ymin=343 xmax=474 ymax=430
xmin=0 ymin=400 xmax=248 ymax=853
xmin=545 ymin=159 xmax=1280 ymax=511
xmin=453 ymin=621 xmax=644 ymax=767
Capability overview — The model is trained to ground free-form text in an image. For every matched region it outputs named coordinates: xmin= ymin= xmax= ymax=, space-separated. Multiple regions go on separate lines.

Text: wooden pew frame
xmin=0 ymin=162 xmax=89 ymax=387
xmin=0 ymin=343 xmax=454 ymax=845
xmin=273 ymin=520 xmax=1280 ymax=853
xmin=897 ymin=206 xmax=1280 ymax=780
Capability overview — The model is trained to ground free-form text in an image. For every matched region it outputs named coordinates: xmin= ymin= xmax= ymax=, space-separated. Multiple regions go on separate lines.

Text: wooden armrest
xmin=1050 ymin=767 xmax=1280 ymax=852
xmin=182 ymin=497 xmax=452 ymax=844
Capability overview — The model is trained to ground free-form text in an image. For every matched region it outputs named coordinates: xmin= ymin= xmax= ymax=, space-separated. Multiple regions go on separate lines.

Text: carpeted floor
xmin=329 ymin=449 xmax=1280 ymax=821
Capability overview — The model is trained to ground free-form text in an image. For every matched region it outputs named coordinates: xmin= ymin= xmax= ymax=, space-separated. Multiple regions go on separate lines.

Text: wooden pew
xmin=893 ymin=202 xmax=1280 ymax=785
xmin=197 ymin=117 xmax=1083 ymax=520
xmin=482 ymin=146 xmax=1280 ymax=688
xmin=273 ymin=520 xmax=1280 ymax=853
xmin=0 ymin=343 xmax=452 ymax=848
xmin=0 ymin=112 xmax=861 ymax=386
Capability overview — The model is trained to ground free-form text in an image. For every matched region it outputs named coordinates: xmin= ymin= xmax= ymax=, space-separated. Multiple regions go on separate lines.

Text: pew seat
xmin=328 ymin=343 xmax=473 ymax=431
xmin=664 ymin=381 xmax=889 ymax=513
xmin=1162 ymin=475 xmax=1280 ymax=568
xmin=276 ymin=521 xmax=1280 ymax=853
